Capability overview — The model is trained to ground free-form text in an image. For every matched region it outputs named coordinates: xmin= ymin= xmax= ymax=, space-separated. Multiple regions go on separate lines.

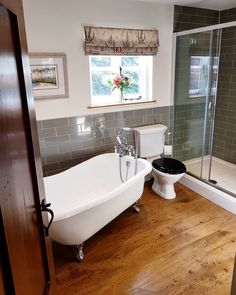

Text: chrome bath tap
xmin=115 ymin=127 xmax=137 ymax=158
xmin=115 ymin=127 xmax=138 ymax=183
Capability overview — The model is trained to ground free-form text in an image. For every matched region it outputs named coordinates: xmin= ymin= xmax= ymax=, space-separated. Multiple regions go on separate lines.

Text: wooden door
xmin=0 ymin=210 xmax=14 ymax=294
xmin=0 ymin=262 xmax=5 ymax=295
xmin=0 ymin=1 xmax=55 ymax=294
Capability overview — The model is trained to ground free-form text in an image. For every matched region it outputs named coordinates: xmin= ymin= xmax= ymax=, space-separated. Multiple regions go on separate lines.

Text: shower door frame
xmin=172 ymin=20 xmax=236 ymax=197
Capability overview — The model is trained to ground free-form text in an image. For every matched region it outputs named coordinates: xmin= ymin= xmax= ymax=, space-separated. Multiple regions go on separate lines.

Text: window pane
xmin=90 ymin=55 xmax=152 ymax=104
xmin=91 ymin=72 xmax=112 ymax=96
xmin=91 ymin=56 xmax=111 ymax=67
xmin=123 ymin=70 xmax=139 ymax=95
xmin=121 ymin=57 xmax=139 ymax=67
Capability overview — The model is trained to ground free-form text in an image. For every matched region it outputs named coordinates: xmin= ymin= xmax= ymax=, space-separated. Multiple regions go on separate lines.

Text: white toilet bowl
xmin=151 ymin=158 xmax=186 ymax=199
xmin=152 ymin=168 xmax=185 ymax=199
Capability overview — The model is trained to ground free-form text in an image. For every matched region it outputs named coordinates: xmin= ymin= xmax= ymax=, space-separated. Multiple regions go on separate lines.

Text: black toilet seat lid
xmin=152 ymin=158 xmax=186 ymax=175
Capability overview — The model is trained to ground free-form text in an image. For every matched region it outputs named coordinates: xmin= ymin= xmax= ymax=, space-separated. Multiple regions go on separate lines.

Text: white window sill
xmin=87 ymin=99 xmax=156 ymax=109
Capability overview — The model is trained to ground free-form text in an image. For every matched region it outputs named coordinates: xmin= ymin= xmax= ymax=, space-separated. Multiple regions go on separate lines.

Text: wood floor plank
xmin=54 ymin=183 xmax=236 ymax=295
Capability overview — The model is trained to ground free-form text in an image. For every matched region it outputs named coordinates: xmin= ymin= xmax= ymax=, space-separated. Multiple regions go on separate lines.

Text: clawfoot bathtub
xmin=44 ymin=153 xmax=152 ymax=260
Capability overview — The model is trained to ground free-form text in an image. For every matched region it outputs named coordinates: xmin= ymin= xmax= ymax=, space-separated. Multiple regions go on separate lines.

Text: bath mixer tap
xmin=115 ymin=127 xmax=139 ymax=183
xmin=115 ymin=127 xmax=137 ymax=158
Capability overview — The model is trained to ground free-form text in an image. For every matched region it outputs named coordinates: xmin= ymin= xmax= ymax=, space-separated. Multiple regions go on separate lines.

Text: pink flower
xmin=113 ymin=75 xmax=121 ymax=86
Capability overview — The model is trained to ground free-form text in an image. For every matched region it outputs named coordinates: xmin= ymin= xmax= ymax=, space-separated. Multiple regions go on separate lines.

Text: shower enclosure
xmin=173 ymin=22 xmax=236 ymax=197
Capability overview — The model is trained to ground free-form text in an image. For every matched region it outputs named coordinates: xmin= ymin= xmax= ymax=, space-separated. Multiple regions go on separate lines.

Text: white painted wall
xmin=23 ymin=0 xmax=174 ymax=120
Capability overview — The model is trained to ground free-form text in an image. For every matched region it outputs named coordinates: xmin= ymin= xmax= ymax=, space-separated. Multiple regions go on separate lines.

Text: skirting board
xmin=179 ymin=174 xmax=236 ymax=215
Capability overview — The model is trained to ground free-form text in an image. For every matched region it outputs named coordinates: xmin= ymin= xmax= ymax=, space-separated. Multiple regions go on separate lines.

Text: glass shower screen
xmin=173 ymin=29 xmax=221 ymax=182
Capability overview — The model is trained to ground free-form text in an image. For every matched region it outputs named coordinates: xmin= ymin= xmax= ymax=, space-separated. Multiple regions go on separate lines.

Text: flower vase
xmin=119 ymin=88 xmax=124 ymax=103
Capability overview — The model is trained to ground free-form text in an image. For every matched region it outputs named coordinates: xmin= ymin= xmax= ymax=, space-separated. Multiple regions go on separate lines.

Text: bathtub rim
xmin=44 ymin=153 xmax=152 ymax=222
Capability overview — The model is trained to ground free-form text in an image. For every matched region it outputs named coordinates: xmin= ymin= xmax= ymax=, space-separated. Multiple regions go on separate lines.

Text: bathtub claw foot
xmin=75 ymin=244 xmax=84 ymax=262
xmin=131 ymin=201 xmax=141 ymax=214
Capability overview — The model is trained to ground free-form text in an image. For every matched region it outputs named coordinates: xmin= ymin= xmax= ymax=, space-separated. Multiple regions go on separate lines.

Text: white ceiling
xmin=130 ymin=0 xmax=236 ymax=11
xmin=188 ymin=0 xmax=236 ymax=11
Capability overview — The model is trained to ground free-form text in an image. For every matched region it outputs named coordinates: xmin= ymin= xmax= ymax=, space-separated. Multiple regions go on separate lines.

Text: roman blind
xmin=84 ymin=26 xmax=159 ymax=56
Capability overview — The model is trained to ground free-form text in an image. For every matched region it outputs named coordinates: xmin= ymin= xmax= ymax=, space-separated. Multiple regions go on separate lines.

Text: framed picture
xmin=29 ymin=53 xmax=69 ymax=99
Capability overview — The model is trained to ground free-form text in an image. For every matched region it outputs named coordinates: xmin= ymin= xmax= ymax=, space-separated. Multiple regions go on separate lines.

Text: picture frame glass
xmin=29 ymin=54 xmax=68 ymax=99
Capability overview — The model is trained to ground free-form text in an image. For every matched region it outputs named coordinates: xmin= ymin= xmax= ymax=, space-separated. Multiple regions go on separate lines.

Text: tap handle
xmin=116 ymin=136 xmax=122 ymax=145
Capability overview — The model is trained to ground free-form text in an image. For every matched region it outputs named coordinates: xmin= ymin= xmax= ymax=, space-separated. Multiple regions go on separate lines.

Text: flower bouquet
xmin=108 ymin=67 xmax=132 ymax=101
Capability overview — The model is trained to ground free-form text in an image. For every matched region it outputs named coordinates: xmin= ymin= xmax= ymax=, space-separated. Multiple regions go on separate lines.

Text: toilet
xmin=135 ymin=124 xmax=186 ymax=199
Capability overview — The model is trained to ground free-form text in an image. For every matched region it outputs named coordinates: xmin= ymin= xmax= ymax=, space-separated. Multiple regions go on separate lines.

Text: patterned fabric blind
xmin=84 ymin=26 xmax=159 ymax=56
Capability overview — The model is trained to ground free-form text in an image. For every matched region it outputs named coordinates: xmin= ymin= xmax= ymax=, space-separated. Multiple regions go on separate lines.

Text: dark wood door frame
xmin=0 ymin=210 xmax=14 ymax=294
xmin=0 ymin=0 xmax=56 ymax=293
xmin=0 ymin=0 xmax=45 ymax=200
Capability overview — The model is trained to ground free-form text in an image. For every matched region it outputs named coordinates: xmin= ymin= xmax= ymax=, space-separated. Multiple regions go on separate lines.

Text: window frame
xmin=89 ymin=55 xmax=153 ymax=106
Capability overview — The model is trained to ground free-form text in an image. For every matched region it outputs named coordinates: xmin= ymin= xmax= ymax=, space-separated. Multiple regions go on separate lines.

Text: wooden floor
xmin=53 ymin=183 xmax=236 ymax=295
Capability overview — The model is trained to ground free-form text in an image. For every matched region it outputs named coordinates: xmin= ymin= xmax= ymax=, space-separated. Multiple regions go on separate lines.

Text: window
xmin=89 ymin=56 xmax=153 ymax=105
xmin=189 ymin=56 xmax=218 ymax=97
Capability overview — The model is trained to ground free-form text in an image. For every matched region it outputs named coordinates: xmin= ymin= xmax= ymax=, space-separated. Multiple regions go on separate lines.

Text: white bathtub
xmin=44 ymin=153 xmax=152 ymax=246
